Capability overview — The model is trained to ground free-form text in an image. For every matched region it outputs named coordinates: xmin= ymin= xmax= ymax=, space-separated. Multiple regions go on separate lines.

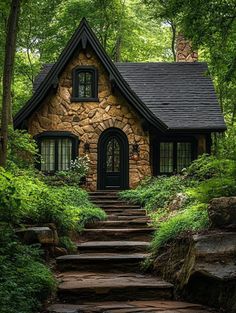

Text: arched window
xmin=35 ymin=132 xmax=78 ymax=173
xmin=72 ymin=66 xmax=98 ymax=101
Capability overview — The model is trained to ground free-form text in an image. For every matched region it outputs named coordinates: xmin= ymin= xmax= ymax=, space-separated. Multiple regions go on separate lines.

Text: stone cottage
xmin=14 ymin=18 xmax=226 ymax=191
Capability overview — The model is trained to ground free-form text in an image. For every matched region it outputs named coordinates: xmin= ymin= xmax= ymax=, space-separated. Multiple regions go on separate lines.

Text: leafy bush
xmin=186 ymin=154 xmax=235 ymax=180
xmin=212 ymin=126 xmax=236 ymax=161
xmin=0 ymin=168 xmax=106 ymax=233
xmin=7 ymin=128 xmax=38 ymax=169
xmin=120 ymin=176 xmax=193 ymax=211
xmin=0 ymin=226 xmax=56 ymax=313
xmin=43 ymin=155 xmax=90 ymax=186
xmin=151 ymin=203 xmax=209 ymax=253
xmin=121 ymin=152 xmax=236 ymax=256
xmin=59 ymin=236 xmax=77 ymax=253
xmin=187 ymin=176 xmax=236 ymax=203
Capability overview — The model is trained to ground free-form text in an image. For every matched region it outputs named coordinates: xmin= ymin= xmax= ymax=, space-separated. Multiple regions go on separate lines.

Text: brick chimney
xmin=175 ymin=33 xmax=198 ymax=62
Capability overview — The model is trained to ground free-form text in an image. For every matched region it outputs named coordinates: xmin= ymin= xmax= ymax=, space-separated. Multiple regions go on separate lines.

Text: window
xmin=160 ymin=142 xmax=173 ymax=173
xmin=106 ymin=137 xmax=120 ymax=173
xmin=72 ymin=66 xmax=98 ymax=101
xmin=177 ymin=142 xmax=192 ymax=172
xmin=159 ymin=141 xmax=194 ymax=174
xmin=36 ymin=132 xmax=78 ymax=173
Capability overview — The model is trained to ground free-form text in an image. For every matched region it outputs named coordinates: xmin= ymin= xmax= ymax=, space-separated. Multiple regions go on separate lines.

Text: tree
xmin=0 ymin=0 xmax=21 ymax=167
xmin=143 ymin=0 xmax=236 ymax=123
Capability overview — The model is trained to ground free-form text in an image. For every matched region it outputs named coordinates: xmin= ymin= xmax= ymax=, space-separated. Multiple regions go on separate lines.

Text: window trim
xmin=34 ymin=131 xmax=79 ymax=172
xmin=71 ymin=66 xmax=98 ymax=102
xmin=153 ymin=137 xmax=197 ymax=175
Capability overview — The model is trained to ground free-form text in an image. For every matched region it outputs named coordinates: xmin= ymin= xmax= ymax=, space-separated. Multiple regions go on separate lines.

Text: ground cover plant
xmin=120 ymin=153 xmax=236 ymax=256
xmin=0 ymin=225 xmax=56 ymax=313
xmin=0 ymin=167 xmax=106 ymax=233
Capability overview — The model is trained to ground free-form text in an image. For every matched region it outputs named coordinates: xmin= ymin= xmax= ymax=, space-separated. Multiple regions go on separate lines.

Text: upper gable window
xmin=72 ymin=66 xmax=98 ymax=102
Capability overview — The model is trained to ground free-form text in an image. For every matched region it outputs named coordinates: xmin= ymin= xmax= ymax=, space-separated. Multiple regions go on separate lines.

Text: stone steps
xmin=106 ymin=214 xmax=150 ymax=221
xmin=88 ymin=191 xmax=119 ymax=197
xmin=102 ymin=208 xmax=146 ymax=216
xmin=57 ymin=253 xmax=149 ymax=272
xmin=56 ymin=272 xmax=174 ymax=303
xmin=79 ymin=227 xmax=154 ymax=241
xmin=47 ymin=301 xmax=217 ymax=313
xmin=77 ymin=240 xmax=150 ymax=254
xmin=97 ymin=204 xmax=141 ymax=210
xmin=86 ymin=219 xmax=150 ymax=229
xmin=50 ymin=191 xmax=179 ymax=311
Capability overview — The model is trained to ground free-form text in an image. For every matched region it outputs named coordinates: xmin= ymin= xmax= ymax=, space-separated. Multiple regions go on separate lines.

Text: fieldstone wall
xmin=28 ymin=46 xmax=151 ymax=190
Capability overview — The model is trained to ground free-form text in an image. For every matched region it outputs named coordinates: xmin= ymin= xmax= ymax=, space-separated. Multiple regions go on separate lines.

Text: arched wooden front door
xmin=97 ymin=128 xmax=129 ymax=190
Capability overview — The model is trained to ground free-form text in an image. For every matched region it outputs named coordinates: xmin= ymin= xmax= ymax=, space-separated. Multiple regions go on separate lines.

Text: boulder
xmin=208 ymin=197 xmax=236 ymax=229
xmin=154 ymin=231 xmax=236 ymax=312
xmin=16 ymin=227 xmax=55 ymax=245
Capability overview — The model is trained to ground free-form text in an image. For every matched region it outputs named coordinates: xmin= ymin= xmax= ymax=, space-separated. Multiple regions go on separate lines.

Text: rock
xmin=154 ymin=231 xmax=236 ymax=312
xmin=45 ymin=223 xmax=59 ymax=245
xmin=16 ymin=227 xmax=55 ymax=245
xmin=168 ymin=193 xmax=187 ymax=211
xmin=208 ymin=197 xmax=236 ymax=229
xmin=88 ymin=109 xmax=97 ymax=118
xmin=72 ymin=116 xmax=80 ymax=122
xmin=54 ymin=246 xmax=68 ymax=257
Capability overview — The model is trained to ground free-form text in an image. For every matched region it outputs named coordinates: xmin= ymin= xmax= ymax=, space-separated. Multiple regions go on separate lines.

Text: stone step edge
xmin=56 ymin=253 xmax=150 ymax=261
xmin=76 ymin=240 xmax=150 ymax=247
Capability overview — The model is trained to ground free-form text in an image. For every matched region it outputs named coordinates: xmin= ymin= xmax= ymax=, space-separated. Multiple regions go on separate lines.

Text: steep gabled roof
xmin=14 ymin=18 xmax=167 ymax=131
xmin=32 ymin=61 xmax=226 ymax=131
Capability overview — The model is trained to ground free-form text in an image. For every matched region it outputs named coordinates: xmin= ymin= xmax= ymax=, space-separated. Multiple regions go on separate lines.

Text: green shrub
xmin=212 ymin=125 xmax=236 ymax=160
xmin=7 ymin=128 xmax=38 ymax=169
xmin=0 ymin=168 xmax=106 ymax=233
xmin=187 ymin=176 xmax=236 ymax=203
xmin=186 ymin=154 xmax=235 ymax=180
xmin=43 ymin=155 xmax=90 ymax=186
xmin=0 ymin=226 xmax=56 ymax=313
xmin=59 ymin=236 xmax=77 ymax=253
xmin=120 ymin=176 xmax=193 ymax=211
xmin=151 ymin=203 xmax=209 ymax=254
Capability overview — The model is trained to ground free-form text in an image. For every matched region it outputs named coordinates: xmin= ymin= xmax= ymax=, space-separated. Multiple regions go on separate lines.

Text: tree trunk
xmin=0 ymin=0 xmax=21 ymax=167
xmin=170 ymin=20 xmax=176 ymax=61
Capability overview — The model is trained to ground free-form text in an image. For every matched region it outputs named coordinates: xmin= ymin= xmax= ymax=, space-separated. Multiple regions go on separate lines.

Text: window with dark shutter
xmin=72 ymin=66 xmax=98 ymax=102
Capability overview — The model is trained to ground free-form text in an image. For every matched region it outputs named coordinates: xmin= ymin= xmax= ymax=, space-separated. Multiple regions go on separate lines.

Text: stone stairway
xmin=47 ymin=191 xmax=217 ymax=313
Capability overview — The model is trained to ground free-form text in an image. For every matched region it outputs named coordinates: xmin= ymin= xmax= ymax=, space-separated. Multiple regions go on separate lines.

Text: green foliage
xmin=120 ymin=176 xmax=193 ymax=211
xmin=187 ymin=177 xmax=236 ymax=204
xmin=0 ymin=226 xmax=56 ymax=313
xmin=0 ymin=168 xmax=106 ymax=233
xmin=59 ymin=236 xmax=77 ymax=253
xmin=186 ymin=154 xmax=236 ymax=180
xmin=44 ymin=155 xmax=90 ymax=186
xmin=212 ymin=126 xmax=236 ymax=161
xmin=151 ymin=203 xmax=209 ymax=253
xmin=7 ymin=128 xmax=38 ymax=169
xmin=123 ymin=152 xmax=236 ymax=256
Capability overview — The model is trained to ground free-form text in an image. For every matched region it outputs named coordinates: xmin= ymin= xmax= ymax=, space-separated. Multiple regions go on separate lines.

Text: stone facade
xmin=176 ymin=33 xmax=198 ymax=62
xmin=28 ymin=46 xmax=151 ymax=190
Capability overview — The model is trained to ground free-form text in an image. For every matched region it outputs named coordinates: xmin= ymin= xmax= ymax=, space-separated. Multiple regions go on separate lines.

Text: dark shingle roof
xmin=33 ymin=63 xmax=54 ymax=92
xmin=115 ymin=62 xmax=225 ymax=130
xmin=33 ymin=61 xmax=225 ymax=130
